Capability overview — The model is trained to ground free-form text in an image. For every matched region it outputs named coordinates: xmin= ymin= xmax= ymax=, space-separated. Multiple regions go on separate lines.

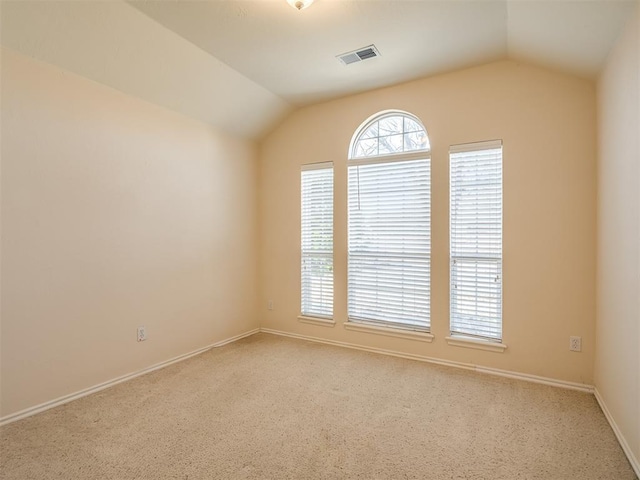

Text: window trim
xmin=445 ymin=336 xmax=507 ymax=353
xmin=348 ymin=150 xmax=428 ymax=166
xmin=344 ymin=321 xmax=434 ymax=342
xmin=298 ymin=315 xmax=336 ymax=328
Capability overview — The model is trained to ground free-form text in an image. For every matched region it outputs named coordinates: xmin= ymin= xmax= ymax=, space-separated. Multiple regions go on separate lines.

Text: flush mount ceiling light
xmin=287 ymin=0 xmax=314 ymax=10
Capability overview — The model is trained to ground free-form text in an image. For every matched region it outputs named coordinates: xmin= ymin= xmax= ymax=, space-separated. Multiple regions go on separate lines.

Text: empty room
xmin=1 ymin=0 xmax=638 ymax=478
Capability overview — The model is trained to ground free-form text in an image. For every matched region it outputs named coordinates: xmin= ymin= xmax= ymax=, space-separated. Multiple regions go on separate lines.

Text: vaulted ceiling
xmin=2 ymin=1 xmax=636 ymax=139
xmin=130 ymin=0 xmax=637 ymax=105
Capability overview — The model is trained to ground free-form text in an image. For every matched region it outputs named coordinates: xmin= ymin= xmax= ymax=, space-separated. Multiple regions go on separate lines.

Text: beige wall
xmin=0 ymin=48 xmax=259 ymax=417
xmin=259 ymin=60 xmax=597 ymax=384
xmin=595 ymin=4 xmax=640 ymax=470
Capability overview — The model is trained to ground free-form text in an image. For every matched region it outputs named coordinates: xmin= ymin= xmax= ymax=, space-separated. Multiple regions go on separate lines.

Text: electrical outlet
xmin=268 ymin=300 xmax=273 ymax=311
xmin=137 ymin=326 xmax=147 ymax=342
xmin=569 ymin=336 xmax=581 ymax=352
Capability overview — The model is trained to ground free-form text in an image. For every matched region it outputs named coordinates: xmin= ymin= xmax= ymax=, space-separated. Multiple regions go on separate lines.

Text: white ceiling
xmin=2 ymin=1 xmax=637 ymax=139
xmin=129 ymin=0 xmax=636 ymax=106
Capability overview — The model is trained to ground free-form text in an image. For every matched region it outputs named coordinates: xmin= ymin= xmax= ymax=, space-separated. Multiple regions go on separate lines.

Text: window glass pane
xmin=404 ymin=117 xmax=422 ymax=133
xmin=404 ymin=131 xmax=429 ymax=152
xmin=378 ymin=116 xmax=403 ymax=136
xmin=354 ymin=138 xmax=378 ymax=158
xmin=360 ymin=122 xmax=379 ymax=139
xmin=378 ymin=134 xmax=404 ymax=155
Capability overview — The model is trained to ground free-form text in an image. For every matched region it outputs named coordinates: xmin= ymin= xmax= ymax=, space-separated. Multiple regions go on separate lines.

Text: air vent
xmin=337 ymin=45 xmax=380 ymax=65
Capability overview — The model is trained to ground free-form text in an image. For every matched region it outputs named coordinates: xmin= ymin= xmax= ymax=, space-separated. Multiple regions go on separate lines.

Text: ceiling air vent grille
xmin=337 ymin=45 xmax=380 ymax=65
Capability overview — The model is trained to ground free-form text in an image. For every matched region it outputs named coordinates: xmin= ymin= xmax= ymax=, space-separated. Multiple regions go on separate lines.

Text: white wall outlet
xmin=569 ymin=336 xmax=581 ymax=352
xmin=268 ymin=300 xmax=273 ymax=311
xmin=137 ymin=326 xmax=147 ymax=342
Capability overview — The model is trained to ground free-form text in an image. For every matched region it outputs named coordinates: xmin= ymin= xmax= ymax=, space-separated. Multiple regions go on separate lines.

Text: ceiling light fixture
xmin=287 ymin=0 xmax=314 ymax=10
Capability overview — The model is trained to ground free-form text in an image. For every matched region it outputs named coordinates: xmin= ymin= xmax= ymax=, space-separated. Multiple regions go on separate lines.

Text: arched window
xmin=350 ymin=111 xmax=430 ymax=159
xmin=347 ymin=111 xmax=431 ymax=332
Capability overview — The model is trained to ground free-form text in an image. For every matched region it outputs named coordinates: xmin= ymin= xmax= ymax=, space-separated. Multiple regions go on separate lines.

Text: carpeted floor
xmin=0 ymin=333 xmax=636 ymax=479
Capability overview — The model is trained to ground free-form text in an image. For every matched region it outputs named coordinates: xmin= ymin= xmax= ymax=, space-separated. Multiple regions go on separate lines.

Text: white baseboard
xmin=476 ymin=365 xmax=593 ymax=392
xmin=260 ymin=327 xmax=594 ymax=393
xmin=0 ymin=328 xmax=260 ymax=427
xmin=212 ymin=328 xmax=260 ymax=348
xmin=594 ymin=388 xmax=640 ymax=477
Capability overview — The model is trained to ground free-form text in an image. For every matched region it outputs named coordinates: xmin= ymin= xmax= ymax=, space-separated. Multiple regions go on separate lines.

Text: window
xmin=449 ymin=140 xmax=503 ymax=341
xmin=348 ymin=112 xmax=430 ymax=330
xmin=301 ymin=163 xmax=333 ymax=318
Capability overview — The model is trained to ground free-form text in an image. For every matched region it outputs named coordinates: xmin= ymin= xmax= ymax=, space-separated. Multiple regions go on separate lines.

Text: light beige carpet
xmin=0 ymin=333 xmax=636 ymax=479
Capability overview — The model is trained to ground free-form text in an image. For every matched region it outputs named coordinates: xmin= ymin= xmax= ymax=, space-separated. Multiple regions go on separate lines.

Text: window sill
xmin=344 ymin=321 xmax=434 ymax=343
xmin=298 ymin=315 xmax=336 ymax=327
xmin=445 ymin=336 xmax=507 ymax=353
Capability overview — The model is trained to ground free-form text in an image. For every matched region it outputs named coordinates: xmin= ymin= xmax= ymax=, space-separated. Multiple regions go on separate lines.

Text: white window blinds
xmin=449 ymin=140 xmax=503 ymax=341
xmin=348 ymin=155 xmax=430 ymax=330
xmin=301 ymin=163 xmax=333 ymax=318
